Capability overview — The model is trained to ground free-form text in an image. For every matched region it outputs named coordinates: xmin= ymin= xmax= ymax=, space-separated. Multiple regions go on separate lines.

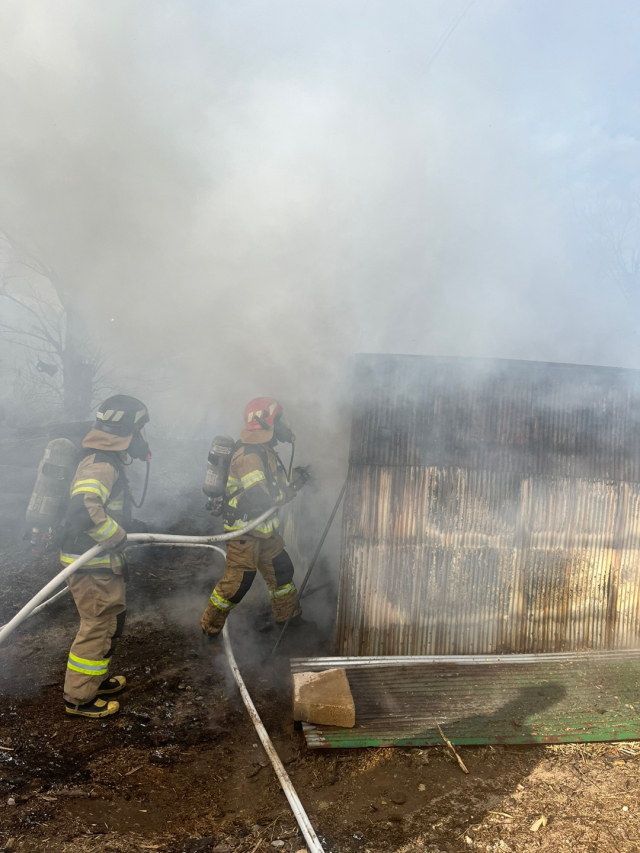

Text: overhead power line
xmin=423 ymin=0 xmax=476 ymax=73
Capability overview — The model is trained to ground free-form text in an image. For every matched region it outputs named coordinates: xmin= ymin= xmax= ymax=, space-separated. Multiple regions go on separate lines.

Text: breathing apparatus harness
xmin=26 ymin=435 xmax=151 ymax=554
xmin=203 ymin=438 xmax=307 ymax=523
xmin=203 ymin=407 xmax=310 ymax=521
xmin=221 ymin=440 xmax=283 ymax=528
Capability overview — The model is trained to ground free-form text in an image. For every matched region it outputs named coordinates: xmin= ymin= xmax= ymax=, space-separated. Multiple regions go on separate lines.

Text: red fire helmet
xmin=243 ymin=397 xmax=283 ymax=431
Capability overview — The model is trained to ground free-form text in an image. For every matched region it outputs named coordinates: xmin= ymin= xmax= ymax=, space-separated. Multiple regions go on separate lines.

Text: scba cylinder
xmin=26 ymin=438 xmax=77 ymax=533
xmin=203 ymin=434 xmax=235 ymax=510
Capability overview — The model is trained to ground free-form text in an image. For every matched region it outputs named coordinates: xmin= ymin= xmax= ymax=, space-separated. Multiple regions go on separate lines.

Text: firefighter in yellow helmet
xmin=61 ymin=395 xmax=151 ymax=719
xmin=200 ymin=397 xmax=310 ymax=640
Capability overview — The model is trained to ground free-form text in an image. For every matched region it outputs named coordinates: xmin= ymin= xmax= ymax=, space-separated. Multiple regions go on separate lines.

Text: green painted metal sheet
xmin=291 ymin=652 xmax=640 ymax=748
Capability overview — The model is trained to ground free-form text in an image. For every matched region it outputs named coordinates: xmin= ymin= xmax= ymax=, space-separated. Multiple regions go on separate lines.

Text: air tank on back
xmin=203 ymin=434 xmax=235 ymax=516
xmin=25 ymin=438 xmax=78 ymax=536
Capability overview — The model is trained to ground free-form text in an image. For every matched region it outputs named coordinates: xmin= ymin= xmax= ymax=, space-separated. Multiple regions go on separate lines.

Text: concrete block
xmin=292 ymin=668 xmax=355 ymax=728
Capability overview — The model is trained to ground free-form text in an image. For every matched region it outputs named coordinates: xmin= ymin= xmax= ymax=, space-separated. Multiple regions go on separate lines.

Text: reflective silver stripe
xmin=210 ymin=589 xmax=235 ymax=611
xmin=269 ymin=583 xmax=296 ymax=599
xmin=72 ymin=479 xmax=110 ymax=502
xmin=89 ymin=517 xmax=119 ymax=542
xmin=240 ymin=470 xmax=266 ymax=489
xmin=67 ymin=652 xmax=109 ymax=676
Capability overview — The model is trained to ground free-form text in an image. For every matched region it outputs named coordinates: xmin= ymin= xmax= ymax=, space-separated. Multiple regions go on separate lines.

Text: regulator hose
xmin=268 ymin=478 xmax=347 ymax=659
xmin=130 ymin=459 xmax=151 ymax=509
xmin=287 ymin=441 xmax=295 ymax=482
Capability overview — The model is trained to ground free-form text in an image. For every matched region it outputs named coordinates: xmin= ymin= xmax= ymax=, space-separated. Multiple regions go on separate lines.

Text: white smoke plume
xmin=0 ymin=0 xmax=639 ymax=552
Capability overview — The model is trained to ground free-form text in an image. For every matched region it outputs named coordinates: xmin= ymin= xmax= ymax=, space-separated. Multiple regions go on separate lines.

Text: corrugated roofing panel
xmin=291 ymin=652 xmax=640 ymax=748
xmin=337 ymin=355 xmax=640 ymax=656
xmin=349 ymin=355 xmax=640 ymax=479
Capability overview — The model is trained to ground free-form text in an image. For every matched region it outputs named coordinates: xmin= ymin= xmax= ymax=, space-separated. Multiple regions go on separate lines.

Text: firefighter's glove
xmin=126 ymin=519 xmax=149 ymax=534
xmin=291 ymin=465 xmax=311 ymax=492
xmin=107 ymin=533 xmax=129 ymax=553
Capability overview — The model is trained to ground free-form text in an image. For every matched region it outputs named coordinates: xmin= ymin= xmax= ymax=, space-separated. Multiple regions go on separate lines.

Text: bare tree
xmin=0 ymin=228 xmax=106 ymax=420
xmin=582 ymin=194 xmax=640 ymax=312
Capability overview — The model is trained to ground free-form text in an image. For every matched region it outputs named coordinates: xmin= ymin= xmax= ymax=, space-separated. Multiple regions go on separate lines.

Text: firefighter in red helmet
xmin=200 ymin=397 xmax=310 ymax=640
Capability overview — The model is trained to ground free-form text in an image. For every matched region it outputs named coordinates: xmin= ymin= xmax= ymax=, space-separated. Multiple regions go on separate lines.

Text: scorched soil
xmin=1 ymin=544 xmax=639 ymax=853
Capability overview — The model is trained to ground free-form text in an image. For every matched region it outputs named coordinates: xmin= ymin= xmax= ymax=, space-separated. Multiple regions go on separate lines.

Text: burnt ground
xmin=1 ymin=546 xmax=640 ymax=853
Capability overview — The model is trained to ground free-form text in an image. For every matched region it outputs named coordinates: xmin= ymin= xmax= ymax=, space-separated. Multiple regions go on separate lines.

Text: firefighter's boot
xmin=65 ymin=697 xmax=120 ymax=718
xmin=97 ymin=675 xmax=127 ymax=695
xmin=284 ymin=613 xmax=317 ymax=631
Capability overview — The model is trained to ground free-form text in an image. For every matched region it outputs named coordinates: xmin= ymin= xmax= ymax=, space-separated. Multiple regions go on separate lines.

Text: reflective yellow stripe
xmin=89 ymin=517 xmax=119 ymax=542
xmin=254 ymin=517 xmax=280 ymax=534
xmin=69 ymin=652 xmax=109 ymax=667
xmin=228 ymin=496 xmax=239 ymax=509
xmin=226 ymin=477 xmax=242 ymax=495
xmin=268 ymin=583 xmax=296 ymax=599
xmin=67 ymin=652 xmax=109 ymax=676
xmin=210 ymin=589 xmax=235 ymax=611
xmin=106 ymin=500 xmax=124 ymax=512
xmin=240 ymin=470 xmax=266 ymax=489
xmin=224 ymin=516 xmax=280 ymax=535
xmin=71 ymin=479 xmax=110 ymax=502
xmin=60 ymin=551 xmax=123 ymax=568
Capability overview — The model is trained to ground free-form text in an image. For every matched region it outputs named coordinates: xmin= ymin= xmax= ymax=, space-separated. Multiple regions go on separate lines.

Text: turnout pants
xmin=63 ymin=572 xmax=127 ymax=705
xmin=200 ymin=534 xmax=301 ymax=635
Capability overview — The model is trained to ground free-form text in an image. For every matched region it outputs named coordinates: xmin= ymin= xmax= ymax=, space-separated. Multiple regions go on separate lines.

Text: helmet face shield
xmin=128 ymin=428 xmax=151 ymax=461
xmin=273 ymin=413 xmax=295 ymax=444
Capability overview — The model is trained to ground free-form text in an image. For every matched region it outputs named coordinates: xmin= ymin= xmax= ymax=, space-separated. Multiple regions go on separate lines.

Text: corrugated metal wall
xmin=336 ymin=355 xmax=640 ymax=655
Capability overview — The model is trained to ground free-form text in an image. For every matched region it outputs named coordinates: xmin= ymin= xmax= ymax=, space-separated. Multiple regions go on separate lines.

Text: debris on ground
xmin=2 ymin=544 xmax=640 ymax=852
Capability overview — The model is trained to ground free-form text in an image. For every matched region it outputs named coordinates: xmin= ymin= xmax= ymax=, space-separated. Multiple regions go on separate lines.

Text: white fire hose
xmin=0 ymin=507 xmax=326 ymax=853
xmin=29 ymin=543 xmax=227 ymax=617
xmin=223 ymin=622 xmax=325 ymax=853
xmin=0 ymin=508 xmax=276 ymax=647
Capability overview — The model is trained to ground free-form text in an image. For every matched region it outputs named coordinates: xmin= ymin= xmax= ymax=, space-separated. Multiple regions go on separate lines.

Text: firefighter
xmin=61 ymin=395 xmax=151 ymax=719
xmin=200 ymin=397 xmax=310 ymax=640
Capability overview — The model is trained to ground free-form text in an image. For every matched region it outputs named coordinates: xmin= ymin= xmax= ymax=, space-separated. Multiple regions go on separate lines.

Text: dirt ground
xmin=1 ymin=543 xmax=640 ymax=853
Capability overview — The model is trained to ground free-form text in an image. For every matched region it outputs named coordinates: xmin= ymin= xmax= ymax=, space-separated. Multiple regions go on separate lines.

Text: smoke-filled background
xmin=1 ymin=0 xmax=640 ymax=524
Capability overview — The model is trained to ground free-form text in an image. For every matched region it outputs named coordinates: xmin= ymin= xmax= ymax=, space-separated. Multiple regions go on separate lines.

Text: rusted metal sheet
xmin=337 ymin=355 xmax=640 ymax=656
xmin=292 ymin=652 xmax=640 ymax=748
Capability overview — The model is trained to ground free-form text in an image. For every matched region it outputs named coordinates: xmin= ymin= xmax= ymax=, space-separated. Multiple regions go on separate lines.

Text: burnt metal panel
xmin=337 ymin=355 xmax=640 ymax=656
xmin=349 ymin=355 xmax=640 ymax=479
xmin=291 ymin=653 xmax=640 ymax=748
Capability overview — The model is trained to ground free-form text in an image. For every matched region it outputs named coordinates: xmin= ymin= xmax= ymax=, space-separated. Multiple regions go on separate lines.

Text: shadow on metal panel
xmin=291 ymin=651 xmax=640 ymax=748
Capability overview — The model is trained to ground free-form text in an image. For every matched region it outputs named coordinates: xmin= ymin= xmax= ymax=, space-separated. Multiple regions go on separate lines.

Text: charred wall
xmin=337 ymin=354 xmax=640 ymax=655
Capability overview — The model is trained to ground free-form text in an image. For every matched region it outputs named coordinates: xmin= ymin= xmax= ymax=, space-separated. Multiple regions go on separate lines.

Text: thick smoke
xmin=1 ymin=1 xmax=639 ymax=577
